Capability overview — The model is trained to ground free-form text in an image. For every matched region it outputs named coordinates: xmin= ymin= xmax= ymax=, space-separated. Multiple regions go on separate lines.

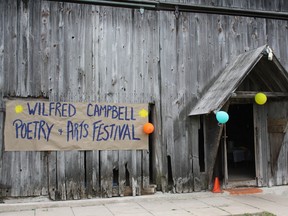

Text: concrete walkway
xmin=1 ymin=186 xmax=288 ymax=216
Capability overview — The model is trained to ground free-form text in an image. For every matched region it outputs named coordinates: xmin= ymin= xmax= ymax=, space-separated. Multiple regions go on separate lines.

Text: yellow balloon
xmin=255 ymin=92 xmax=267 ymax=105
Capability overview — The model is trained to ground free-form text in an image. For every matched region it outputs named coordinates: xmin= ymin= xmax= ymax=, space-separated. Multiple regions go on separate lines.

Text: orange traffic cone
xmin=212 ymin=177 xmax=222 ymax=193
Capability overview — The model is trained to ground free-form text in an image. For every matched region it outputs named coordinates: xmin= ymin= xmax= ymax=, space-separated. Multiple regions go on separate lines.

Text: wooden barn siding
xmin=1 ymin=0 xmax=288 ymax=199
xmin=44 ymin=2 xmax=162 ymax=199
xmin=0 ymin=1 xmax=161 ymax=199
xmin=0 ymin=1 xmax=49 ymax=197
xmin=158 ymin=12 xmax=270 ymax=191
xmin=267 ymin=101 xmax=288 ymax=186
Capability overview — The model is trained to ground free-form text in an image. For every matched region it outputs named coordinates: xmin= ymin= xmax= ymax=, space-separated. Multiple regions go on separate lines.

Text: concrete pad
xmin=0 ymin=210 xmax=35 ymax=216
xmin=254 ymin=194 xmax=288 ymax=206
xmin=35 ymin=207 xmax=74 ymax=216
xmin=198 ymin=196 xmax=235 ymax=207
xmin=229 ymin=194 xmax=288 ymax=215
xmin=137 ymin=200 xmax=178 ymax=211
xmin=72 ymin=205 xmax=113 ymax=216
xmin=146 ymin=209 xmax=193 ymax=216
xmin=1 ymin=186 xmax=288 ymax=216
xmin=134 ymin=200 xmax=193 ymax=216
xmin=174 ymin=198 xmax=261 ymax=215
xmin=104 ymin=202 xmax=148 ymax=215
xmin=111 ymin=213 xmax=154 ymax=216
xmin=169 ymin=198 xmax=210 ymax=209
xmin=186 ymin=206 xmax=228 ymax=216
xmin=218 ymin=203 xmax=261 ymax=215
xmin=231 ymin=194 xmax=280 ymax=209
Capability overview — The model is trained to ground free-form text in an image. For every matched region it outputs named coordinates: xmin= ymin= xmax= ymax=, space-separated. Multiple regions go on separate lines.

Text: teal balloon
xmin=216 ymin=111 xmax=229 ymax=124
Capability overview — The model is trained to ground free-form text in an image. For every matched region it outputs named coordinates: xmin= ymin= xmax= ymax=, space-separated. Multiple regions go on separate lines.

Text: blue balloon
xmin=216 ymin=111 xmax=229 ymax=124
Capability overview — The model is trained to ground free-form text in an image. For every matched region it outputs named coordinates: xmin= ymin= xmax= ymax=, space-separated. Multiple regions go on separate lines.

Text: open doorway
xmin=226 ymin=104 xmax=256 ymax=183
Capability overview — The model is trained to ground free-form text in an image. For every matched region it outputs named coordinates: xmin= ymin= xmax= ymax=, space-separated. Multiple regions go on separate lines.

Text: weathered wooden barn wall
xmin=267 ymin=101 xmax=288 ymax=186
xmin=0 ymin=0 xmax=161 ymax=199
xmin=1 ymin=0 xmax=288 ymax=199
xmin=158 ymin=9 xmax=288 ymax=191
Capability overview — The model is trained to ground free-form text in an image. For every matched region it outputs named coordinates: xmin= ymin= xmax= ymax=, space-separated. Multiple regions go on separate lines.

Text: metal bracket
xmin=174 ymin=6 xmax=179 ymax=19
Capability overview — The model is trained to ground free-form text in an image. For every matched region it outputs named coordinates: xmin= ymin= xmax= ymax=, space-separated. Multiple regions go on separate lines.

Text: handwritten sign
xmin=4 ymin=100 xmax=149 ymax=151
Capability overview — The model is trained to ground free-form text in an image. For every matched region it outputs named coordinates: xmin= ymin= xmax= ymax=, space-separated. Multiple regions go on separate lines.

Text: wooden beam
xmin=231 ymin=91 xmax=288 ymax=99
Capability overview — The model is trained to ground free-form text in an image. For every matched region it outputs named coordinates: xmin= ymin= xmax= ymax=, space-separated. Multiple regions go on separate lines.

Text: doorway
xmin=225 ymin=104 xmax=256 ymax=185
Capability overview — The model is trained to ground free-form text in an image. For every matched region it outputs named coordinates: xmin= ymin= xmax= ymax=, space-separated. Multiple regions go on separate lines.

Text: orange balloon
xmin=143 ymin=123 xmax=154 ymax=134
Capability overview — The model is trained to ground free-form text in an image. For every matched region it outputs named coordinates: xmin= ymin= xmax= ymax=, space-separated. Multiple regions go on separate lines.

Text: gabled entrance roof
xmin=189 ymin=45 xmax=288 ymax=116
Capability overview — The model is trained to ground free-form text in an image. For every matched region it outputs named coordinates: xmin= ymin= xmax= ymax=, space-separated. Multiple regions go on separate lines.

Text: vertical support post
xmin=223 ymin=124 xmax=228 ymax=188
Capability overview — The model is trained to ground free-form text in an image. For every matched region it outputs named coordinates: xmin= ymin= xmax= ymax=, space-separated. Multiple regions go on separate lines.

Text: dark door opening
xmin=226 ymin=104 xmax=256 ymax=182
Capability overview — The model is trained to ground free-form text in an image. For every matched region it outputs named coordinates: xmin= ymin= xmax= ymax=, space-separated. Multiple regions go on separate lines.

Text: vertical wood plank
xmin=191 ymin=116 xmax=201 ymax=191
xmin=100 ymin=150 xmax=113 ymax=198
xmin=85 ymin=151 xmax=100 ymax=198
xmin=0 ymin=4 xmax=3 ymax=194
xmin=30 ymin=0 xmax=42 ymax=96
xmin=47 ymin=1 xmax=61 ymax=198
xmin=141 ymin=149 xmax=150 ymax=191
xmin=254 ymin=103 xmax=269 ymax=187
xmin=0 ymin=112 xmax=4 ymax=196
xmin=48 ymin=152 xmax=57 ymax=200
xmin=3 ymin=0 xmax=18 ymax=95
xmin=0 ymin=0 xmax=4 ymax=106
xmin=65 ymin=151 xmax=86 ymax=200
xmin=56 ymin=152 xmax=67 ymax=200
xmin=118 ymin=151 xmax=131 ymax=196
xmin=159 ymin=11 xmax=176 ymax=192
xmin=39 ymin=1 xmax=50 ymax=97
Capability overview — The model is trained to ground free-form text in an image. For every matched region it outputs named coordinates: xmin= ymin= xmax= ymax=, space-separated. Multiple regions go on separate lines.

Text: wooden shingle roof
xmin=189 ymin=45 xmax=288 ymax=116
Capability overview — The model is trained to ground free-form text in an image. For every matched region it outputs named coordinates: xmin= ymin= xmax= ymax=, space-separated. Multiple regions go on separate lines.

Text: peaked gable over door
xmin=189 ymin=45 xmax=288 ymax=116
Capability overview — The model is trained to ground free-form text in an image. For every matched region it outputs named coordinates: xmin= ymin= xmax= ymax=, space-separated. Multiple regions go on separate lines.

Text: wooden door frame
xmin=223 ymin=102 xmax=257 ymax=188
xmin=253 ymin=103 xmax=269 ymax=187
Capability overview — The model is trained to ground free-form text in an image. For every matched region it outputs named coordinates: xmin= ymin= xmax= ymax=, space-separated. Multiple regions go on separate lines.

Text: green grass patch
xmin=235 ymin=212 xmax=276 ymax=216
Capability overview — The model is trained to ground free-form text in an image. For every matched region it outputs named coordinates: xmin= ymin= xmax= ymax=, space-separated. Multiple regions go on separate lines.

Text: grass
xmin=236 ymin=212 xmax=276 ymax=216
